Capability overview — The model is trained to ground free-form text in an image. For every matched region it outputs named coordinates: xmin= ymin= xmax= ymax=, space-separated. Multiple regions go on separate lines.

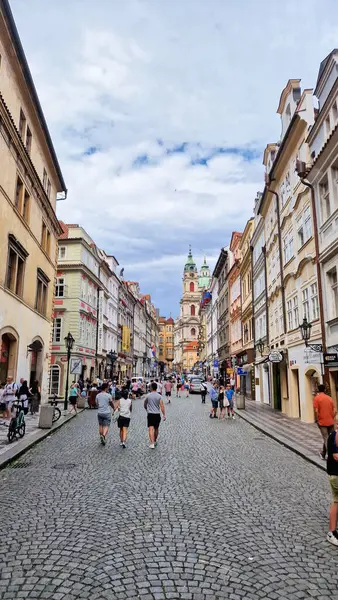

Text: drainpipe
xmin=299 ymin=178 xmax=326 ymax=354
xmin=262 ymin=245 xmax=269 ymax=347
xmin=268 ymin=189 xmax=287 ymax=336
xmin=250 ymin=246 xmax=255 ymax=355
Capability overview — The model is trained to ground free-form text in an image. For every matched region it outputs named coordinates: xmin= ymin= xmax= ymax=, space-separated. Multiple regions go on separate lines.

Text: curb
xmin=234 ymin=408 xmax=326 ymax=472
xmin=0 ymin=409 xmax=84 ymax=470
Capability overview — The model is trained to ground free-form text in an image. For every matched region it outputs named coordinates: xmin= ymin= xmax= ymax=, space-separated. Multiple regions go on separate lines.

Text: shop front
xmin=236 ymin=349 xmax=255 ymax=400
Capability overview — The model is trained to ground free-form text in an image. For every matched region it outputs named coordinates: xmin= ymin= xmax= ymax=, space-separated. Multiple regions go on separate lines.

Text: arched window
xmin=190 ymin=282 xmax=194 ymax=292
xmin=191 ymin=305 xmax=195 ymax=316
xmin=191 ymin=328 xmax=196 ymax=337
xmin=49 ymin=365 xmax=60 ymax=395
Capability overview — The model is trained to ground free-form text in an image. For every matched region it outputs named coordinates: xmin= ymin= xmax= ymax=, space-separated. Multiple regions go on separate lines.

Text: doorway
xmin=291 ymin=369 xmax=301 ymax=418
xmin=0 ymin=331 xmax=18 ymax=382
xmin=272 ymin=363 xmax=281 ymax=411
xmin=28 ymin=339 xmax=43 ymax=387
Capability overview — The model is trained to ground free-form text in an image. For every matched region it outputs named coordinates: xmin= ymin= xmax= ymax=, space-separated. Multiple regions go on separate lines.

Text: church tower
xmin=177 ymin=246 xmax=200 ymax=371
xmin=198 ymin=256 xmax=211 ymax=291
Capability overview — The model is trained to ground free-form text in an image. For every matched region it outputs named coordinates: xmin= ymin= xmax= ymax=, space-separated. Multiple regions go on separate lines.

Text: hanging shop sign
xmin=268 ymin=351 xmax=283 ymax=363
xmin=324 ymin=352 xmax=338 ymax=366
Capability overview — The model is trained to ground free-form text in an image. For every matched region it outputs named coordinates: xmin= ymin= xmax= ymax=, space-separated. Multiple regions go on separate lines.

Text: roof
xmin=315 ymin=49 xmax=338 ymax=96
xmin=276 ymin=79 xmax=301 ymax=114
xmin=184 ymin=245 xmax=197 ymax=272
xmin=59 ymin=221 xmax=69 ymax=240
xmin=1 ymin=0 xmax=67 ymax=193
xmin=166 ymin=317 xmax=174 ymax=324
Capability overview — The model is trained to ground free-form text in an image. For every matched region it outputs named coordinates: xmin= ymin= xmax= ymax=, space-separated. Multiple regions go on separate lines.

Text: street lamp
xmin=108 ymin=350 xmax=117 ymax=378
xmin=299 ymin=317 xmax=323 ymax=352
xmin=64 ymin=332 xmax=75 ymax=411
xmin=255 ymin=338 xmax=265 ymax=356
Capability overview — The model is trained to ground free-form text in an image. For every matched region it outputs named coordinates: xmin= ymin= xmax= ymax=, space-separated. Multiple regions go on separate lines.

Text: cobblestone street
xmin=0 ymin=395 xmax=338 ymax=600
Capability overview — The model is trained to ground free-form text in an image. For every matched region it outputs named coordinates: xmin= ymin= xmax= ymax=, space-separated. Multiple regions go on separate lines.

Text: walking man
xmin=96 ymin=382 xmax=114 ymax=445
xmin=201 ymin=380 xmax=207 ymax=404
xmin=164 ymin=378 xmax=172 ymax=403
xmin=314 ymin=384 xmax=336 ymax=460
xmin=209 ymin=382 xmax=218 ymax=418
xmin=144 ymin=382 xmax=166 ymax=449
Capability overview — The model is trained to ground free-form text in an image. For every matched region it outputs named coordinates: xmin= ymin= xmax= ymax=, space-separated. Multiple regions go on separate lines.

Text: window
xmin=191 ymin=305 xmax=195 ymax=316
xmin=325 ymin=115 xmax=331 ymax=137
xmin=23 ymin=190 xmax=30 ymax=222
xmin=283 ymin=232 xmax=294 ymax=264
xmin=287 ymin=299 xmax=293 ymax=331
xmin=293 ymin=296 xmax=299 ymax=328
xmin=328 ymin=267 xmax=338 ymax=320
xmin=52 ymin=317 xmax=62 ymax=342
xmin=19 ymin=109 xmax=26 ymax=138
xmin=79 ymin=318 xmax=85 ymax=342
xmin=319 ymin=176 xmax=331 ymax=222
xmin=43 ymin=168 xmax=47 ymax=190
xmin=26 ymin=127 xmax=32 ymax=155
xmin=55 ymin=277 xmax=65 ymax=298
xmin=243 ymin=323 xmax=249 ymax=344
xmin=311 ymin=282 xmax=319 ymax=320
xmin=47 ymin=179 xmax=51 ymax=199
xmin=49 ymin=365 xmax=60 ymax=395
xmin=58 ymin=246 xmax=66 ymax=259
xmin=191 ymin=328 xmax=196 ymax=337
xmin=190 ymin=282 xmax=194 ymax=292
xmin=35 ymin=269 xmax=49 ymax=315
xmin=15 ymin=177 xmax=23 ymax=211
xmin=6 ymin=235 xmax=27 ymax=297
xmin=41 ymin=222 xmax=51 ymax=255
xmin=302 ymin=288 xmax=309 ymax=320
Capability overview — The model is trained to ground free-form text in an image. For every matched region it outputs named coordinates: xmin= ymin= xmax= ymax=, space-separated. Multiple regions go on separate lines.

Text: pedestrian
xmin=126 ymin=377 xmax=131 ymax=392
xmin=209 ymin=382 xmax=218 ymax=418
xmin=131 ymin=378 xmax=138 ymax=399
xmin=144 ymin=381 xmax=166 ymax=449
xmin=114 ymin=388 xmax=132 ymax=448
xmin=3 ymin=376 xmax=18 ymax=419
xmin=230 ymin=376 xmax=235 ymax=391
xmin=69 ymin=382 xmax=79 ymax=414
xmin=314 ymin=384 xmax=336 ymax=460
xmin=28 ymin=380 xmax=40 ymax=415
xmin=184 ymin=379 xmax=190 ymax=398
xmin=155 ymin=378 xmax=163 ymax=395
xmin=18 ymin=380 xmax=30 ymax=415
xmin=164 ymin=379 xmax=172 ymax=403
xmin=218 ymin=385 xmax=225 ymax=419
xmin=326 ymin=423 xmax=338 ymax=545
xmin=201 ymin=380 xmax=207 ymax=404
xmin=225 ymin=384 xmax=235 ymax=419
xmin=96 ymin=382 xmax=114 ymax=445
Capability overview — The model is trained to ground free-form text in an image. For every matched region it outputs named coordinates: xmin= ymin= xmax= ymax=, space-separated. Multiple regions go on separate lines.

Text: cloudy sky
xmin=10 ymin=0 xmax=338 ymax=315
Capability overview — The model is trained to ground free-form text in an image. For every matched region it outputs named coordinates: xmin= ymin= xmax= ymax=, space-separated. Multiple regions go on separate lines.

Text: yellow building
xmin=0 ymin=1 xmax=66 ymax=396
xmin=158 ymin=316 xmax=174 ymax=372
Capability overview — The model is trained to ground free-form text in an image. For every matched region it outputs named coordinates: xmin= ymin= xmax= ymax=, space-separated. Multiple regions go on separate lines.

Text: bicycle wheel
xmin=7 ymin=425 xmax=16 ymax=443
xmin=18 ymin=422 xmax=26 ymax=438
xmin=52 ymin=406 xmax=61 ymax=423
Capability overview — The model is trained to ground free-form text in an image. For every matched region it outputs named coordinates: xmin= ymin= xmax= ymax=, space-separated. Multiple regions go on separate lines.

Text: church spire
xmin=184 ymin=245 xmax=197 ymax=273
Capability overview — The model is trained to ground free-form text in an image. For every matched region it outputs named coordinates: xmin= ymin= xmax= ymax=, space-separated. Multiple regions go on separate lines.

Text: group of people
xmin=208 ymin=380 xmax=235 ymax=419
xmin=0 ymin=376 xmax=41 ymax=419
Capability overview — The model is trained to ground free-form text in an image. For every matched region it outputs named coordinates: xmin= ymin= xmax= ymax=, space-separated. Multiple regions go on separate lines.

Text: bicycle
xmin=8 ymin=400 xmax=25 ymax=443
xmin=49 ymin=394 xmax=61 ymax=423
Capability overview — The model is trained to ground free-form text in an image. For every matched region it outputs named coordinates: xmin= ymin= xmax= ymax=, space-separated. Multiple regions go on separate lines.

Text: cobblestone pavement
xmin=0 ymin=395 xmax=338 ymax=599
xmin=0 ymin=412 xmax=40 ymax=457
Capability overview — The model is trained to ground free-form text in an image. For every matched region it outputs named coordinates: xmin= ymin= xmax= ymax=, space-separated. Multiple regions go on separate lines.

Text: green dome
xmin=184 ymin=246 xmax=197 ymax=273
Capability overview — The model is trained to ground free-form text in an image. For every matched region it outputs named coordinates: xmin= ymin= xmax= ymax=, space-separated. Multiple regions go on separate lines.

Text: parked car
xmin=190 ymin=377 xmax=202 ymax=394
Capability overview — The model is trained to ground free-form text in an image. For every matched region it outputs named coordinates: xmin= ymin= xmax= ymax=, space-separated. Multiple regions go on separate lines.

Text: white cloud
xmin=9 ymin=0 xmax=338 ymax=313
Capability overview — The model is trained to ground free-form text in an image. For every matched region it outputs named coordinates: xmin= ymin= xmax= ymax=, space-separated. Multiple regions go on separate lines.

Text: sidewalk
xmin=235 ymin=398 xmax=326 ymax=471
xmin=0 ymin=408 xmax=82 ymax=469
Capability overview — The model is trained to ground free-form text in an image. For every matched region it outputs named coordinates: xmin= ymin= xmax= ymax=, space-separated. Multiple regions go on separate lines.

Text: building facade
xmin=214 ymin=249 xmax=229 ymax=381
xmin=239 ymin=218 xmax=255 ymax=398
xmin=0 ymin=0 xmax=66 ymax=397
xmin=229 ymin=232 xmax=242 ymax=389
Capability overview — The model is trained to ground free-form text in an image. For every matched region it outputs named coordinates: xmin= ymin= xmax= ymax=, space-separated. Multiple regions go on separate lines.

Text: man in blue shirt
xmin=209 ymin=382 xmax=218 ymax=419
xmin=225 ymin=384 xmax=235 ymax=419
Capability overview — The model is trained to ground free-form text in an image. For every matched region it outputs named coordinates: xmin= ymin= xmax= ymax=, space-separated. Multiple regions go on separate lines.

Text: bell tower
xmin=178 ymin=246 xmax=200 ymax=371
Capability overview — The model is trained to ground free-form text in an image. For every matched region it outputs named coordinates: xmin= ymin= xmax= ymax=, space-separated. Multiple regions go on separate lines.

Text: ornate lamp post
xmin=64 ymin=332 xmax=75 ymax=411
xmin=107 ymin=350 xmax=117 ymax=379
xmin=299 ymin=317 xmax=323 ymax=352
xmin=255 ymin=338 xmax=265 ymax=357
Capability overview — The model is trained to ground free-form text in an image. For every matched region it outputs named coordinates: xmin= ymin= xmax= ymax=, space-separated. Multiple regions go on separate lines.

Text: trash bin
xmin=236 ymin=394 xmax=245 ymax=410
xmin=38 ymin=405 xmax=54 ymax=429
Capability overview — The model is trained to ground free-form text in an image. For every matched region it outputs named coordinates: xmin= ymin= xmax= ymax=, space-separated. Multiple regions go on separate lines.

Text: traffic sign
xmin=237 ymin=367 xmax=248 ymax=376
xmin=70 ymin=358 xmax=82 ymax=374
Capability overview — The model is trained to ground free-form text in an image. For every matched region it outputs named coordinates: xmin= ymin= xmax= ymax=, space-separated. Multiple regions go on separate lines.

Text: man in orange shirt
xmin=313 ymin=384 xmax=336 ymax=460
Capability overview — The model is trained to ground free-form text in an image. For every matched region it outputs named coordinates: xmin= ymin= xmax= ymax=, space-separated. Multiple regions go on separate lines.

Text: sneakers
xmin=327 ymin=531 xmax=338 ymax=546
xmin=149 ymin=443 xmax=155 ymax=449
xmin=100 ymin=434 xmax=106 ymax=446
xmin=154 ymin=441 xmax=158 ymax=447
xmin=122 ymin=442 xmax=126 ymax=449
xmin=232 ymin=415 xmax=235 ymax=420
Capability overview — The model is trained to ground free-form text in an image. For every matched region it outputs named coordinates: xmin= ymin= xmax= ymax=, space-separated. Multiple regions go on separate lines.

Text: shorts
xmin=147 ymin=413 xmax=161 ymax=428
xmin=219 ymin=399 xmax=224 ymax=409
xmin=211 ymin=400 xmax=218 ymax=410
xmin=69 ymin=397 xmax=77 ymax=406
xmin=118 ymin=416 xmax=130 ymax=429
xmin=166 ymin=391 xmax=171 ymax=397
xmin=329 ymin=476 xmax=338 ymax=503
xmin=98 ymin=414 xmax=111 ymax=427
xmin=228 ymin=399 xmax=234 ymax=409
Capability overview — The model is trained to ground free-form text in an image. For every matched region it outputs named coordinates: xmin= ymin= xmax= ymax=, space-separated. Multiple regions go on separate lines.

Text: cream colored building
xmin=239 ymin=218 xmax=255 ymax=397
xmin=50 ymin=224 xmax=105 ymax=396
xmin=0 ymin=1 xmax=66 ymax=396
